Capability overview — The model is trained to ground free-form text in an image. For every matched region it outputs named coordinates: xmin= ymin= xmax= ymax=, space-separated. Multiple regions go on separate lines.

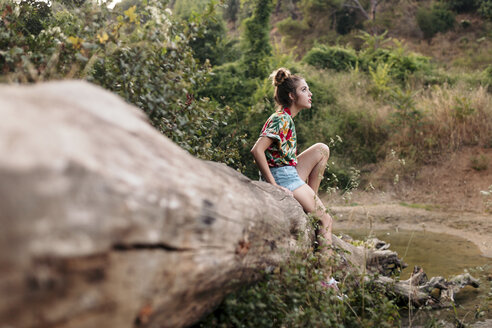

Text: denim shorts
xmin=270 ymin=165 xmax=305 ymax=191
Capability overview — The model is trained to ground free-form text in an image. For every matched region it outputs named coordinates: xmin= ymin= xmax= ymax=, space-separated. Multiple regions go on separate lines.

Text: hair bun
xmin=271 ymin=68 xmax=291 ymax=87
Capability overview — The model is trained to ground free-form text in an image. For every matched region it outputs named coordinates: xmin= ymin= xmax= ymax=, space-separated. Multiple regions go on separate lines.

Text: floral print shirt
xmin=260 ymin=107 xmax=298 ymax=167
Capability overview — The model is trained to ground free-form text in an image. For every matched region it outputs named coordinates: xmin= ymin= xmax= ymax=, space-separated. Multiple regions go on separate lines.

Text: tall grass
xmin=297 ymin=63 xmax=492 ymax=188
xmin=383 ymin=83 xmax=491 ymax=164
xmin=418 ymin=83 xmax=492 ymax=151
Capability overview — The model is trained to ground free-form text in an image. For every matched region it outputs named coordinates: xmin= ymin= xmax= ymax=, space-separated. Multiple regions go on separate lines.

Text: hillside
xmin=265 ymin=0 xmax=492 ymax=68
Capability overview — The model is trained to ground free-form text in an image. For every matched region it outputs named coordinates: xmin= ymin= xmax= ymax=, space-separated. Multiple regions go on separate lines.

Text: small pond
xmin=335 ymin=229 xmax=492 ymax=325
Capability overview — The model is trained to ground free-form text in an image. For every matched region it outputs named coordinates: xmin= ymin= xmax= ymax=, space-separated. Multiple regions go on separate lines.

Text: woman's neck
xmin=289 ymin=104 xmax=300 ymax=118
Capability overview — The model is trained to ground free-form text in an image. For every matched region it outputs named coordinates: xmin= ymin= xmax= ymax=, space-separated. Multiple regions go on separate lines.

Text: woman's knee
xmin=314 ymin=143 xmax=330 ymax=160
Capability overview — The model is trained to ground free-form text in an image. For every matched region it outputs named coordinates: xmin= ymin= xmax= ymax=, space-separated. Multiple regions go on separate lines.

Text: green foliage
xmin=484 ymin=64 xmax=492 ymax=88
xmin=443 ymin=0 xmax=479 ymax=13
xmin=172 ymin=0 xmax=210 ymax=18
xmin=15 ymin=0 xmax=52 ymax=36
xmin=322 ymin=107 xmax=388 ymax=165
xmin=301 ymin=0 xmax=342 ymax=31
xmin=197 ymin=250 xmax=399 ymax=327
xmin=198 ymin=62 xmax=256 ymax=106
xmin=335 ymin=6 xmax=360 ymax=35
xmin=303 ymin=32 xmax=431 ymax=86
xmin=368 ymin=62 xmax=393 ymax=98
xmin=276 ymin=17 xmax=309 ymax=40
xmin=357 ymin=36 xmax=431 ymax=84
xmin=57 ymin=0 xmax=86 ymax=8
xmin=222 ymin=0 xmax=240 ymax=22
xmin=241 ymin=0 xmax=273 ymax=78
xmin=187 ymin=4 xmax=236 ymax=66
xmin=478 ymin=0 xmax=492 ymax=20
xmin=452 ymin=96 xmax=476 ymax=121
xmin=417 ymin=5 xmax=455 ymax=39
xmin=357 ymin=30 xmax=392 ymax=53
xmin=0 ymin=0 xmax=243 ymax=166
xmin=303 ymin=45 xmax=358 ymax=71
xmin=470 ymin=154 xmax=489 ymax=171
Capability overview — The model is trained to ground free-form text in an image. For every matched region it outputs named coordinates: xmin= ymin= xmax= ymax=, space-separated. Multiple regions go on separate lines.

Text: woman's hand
xmin=275 ymin=184 xmax=293 ymax=197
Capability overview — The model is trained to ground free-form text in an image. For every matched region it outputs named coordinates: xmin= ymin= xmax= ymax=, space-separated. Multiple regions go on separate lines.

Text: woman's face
xmin=294 ymin=79 xmax=312 ymax=110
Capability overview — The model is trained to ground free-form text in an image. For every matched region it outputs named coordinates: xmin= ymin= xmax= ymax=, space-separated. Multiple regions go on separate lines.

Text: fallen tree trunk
xmin=380 ymin=266 xmax=480 ymax=308
xmin=0 ymin=81 xmax=478 ymax=328
xmin=333 ymin=236 xmax=480 ymax=308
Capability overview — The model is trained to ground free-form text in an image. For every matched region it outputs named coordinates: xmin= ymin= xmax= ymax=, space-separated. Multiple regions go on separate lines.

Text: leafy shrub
xmin=0 ymin=0 xmax=243 ymax=166
xmin=335 ymin=7 xmax=360 ymax=35
xmin=328 ymin=108 xmax=388 ymax=165
xmin=367 ymin=62 xmax=394 ymax=98
xmin=470 ymin=154 xmax=489 ymax=171
xmin=478 ymin=0 xmax=492 ymax=20
xmin=484 ymin=64 xmax=492 ymax=88
xmin=15 ymin=0 xmax=52 ymax=36
xmin=197 ymin=250 xmax=399 ymax=327
xmin=187 ymin=10 xmax=228 ymax=66
xmin=416 ymin=5 xmax=455 ymax=39
xmin=241 ymin=0 xmax=273 ymax=78
xmin=358 ymin=49 xmax=430 ymax=86
xmin=443 ymin=0 xmax=479 ymax=13
xmin=198 ymin=62 xmax=257 ymax=106
xmin=222 ymin=0 xmax=240 ymax=23
xmin=276 ymin=16 xmax=310 ymax=45
xmin=303 ymin=45 xmax=358 ymax=71
xmin=357 ymin=33 xmax=432 ymax=83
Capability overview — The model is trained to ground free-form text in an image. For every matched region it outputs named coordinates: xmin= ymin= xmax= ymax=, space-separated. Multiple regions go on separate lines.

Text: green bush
xmin=416 ymin=5 xmax=455 ymax=39
xmin=222 ymin=0 xmax=240 ymax=23
xmin=242 ymin=0 xmax=273 ymax=78
xmin=188 ymin=11 xmax=228 ymax=66
xmin=303 ymin=45 xmax=358 ymax=71
xmin=335 ymin=7 xmax=360 ymax=35
xmin=197 ymin=250 xmax=400 ymax=327
xmin=443 ymin=0 xmax=479 ymax=13
xmin=358 ymin=48 xmax=431 ymax=84
xmin=478 ymin=0 xmax=492 ymax=20
xmin=329 ymin=109 xmax=388 ymax=165
xmin=198 ymin=62 xmax=257 ymax=106
xmin=276 ymin=17 xmax=309 ymax=39
xmin=15 ymin=0 xmax=52 ymax=36
xmin=0 ymin=0 xmax=244 ymax=166
xmin=484 ymin=64 xmax=492 ymax=87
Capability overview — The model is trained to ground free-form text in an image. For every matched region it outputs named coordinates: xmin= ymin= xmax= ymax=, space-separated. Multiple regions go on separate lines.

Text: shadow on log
xmin=0 ymin=81 xmax=479 ymax=328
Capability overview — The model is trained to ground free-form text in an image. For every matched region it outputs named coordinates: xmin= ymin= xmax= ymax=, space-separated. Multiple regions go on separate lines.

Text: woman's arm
xmin=251 ymin=137 xmax=276 ymax=184
xmin=251 ymin=137 xmax=293 ymax=195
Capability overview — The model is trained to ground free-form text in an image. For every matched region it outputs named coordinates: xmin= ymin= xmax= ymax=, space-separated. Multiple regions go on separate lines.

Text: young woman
xmin=251 ymin=67 xmax=334 ymax=259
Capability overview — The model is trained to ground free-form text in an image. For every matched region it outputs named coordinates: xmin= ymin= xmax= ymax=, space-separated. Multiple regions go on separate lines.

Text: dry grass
xmin=364 ymin=80 xmax=492 ymax=188
xmin=418 ymin=83 xmax=492 ymax=150
xmin=406 ymin=14 xmax=492 ymax=70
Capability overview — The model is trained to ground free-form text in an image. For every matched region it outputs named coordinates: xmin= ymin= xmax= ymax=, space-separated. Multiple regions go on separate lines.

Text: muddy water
xmin=336 ymin=229 xmax=492 ymax=325
xmin=336 ymin=229 xmax=492 ymax=279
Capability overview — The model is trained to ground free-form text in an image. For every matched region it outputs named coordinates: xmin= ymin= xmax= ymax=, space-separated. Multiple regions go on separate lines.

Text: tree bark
xmin=0 ymin=81 xmax=478 ymax=328
xmin=344 ymin=0 xmax=370 ymax=20
xmin=0 ymin=81 xmax=315 ymax=328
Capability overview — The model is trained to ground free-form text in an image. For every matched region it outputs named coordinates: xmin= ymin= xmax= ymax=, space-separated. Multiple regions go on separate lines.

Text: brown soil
xmin=323 ymin=147 xmax=492 ymax=258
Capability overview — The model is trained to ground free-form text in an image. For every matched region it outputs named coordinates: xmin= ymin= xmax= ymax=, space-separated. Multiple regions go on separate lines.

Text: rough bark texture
xmin=0 ymin=81 xmax=478 ymax=328
xmin=0 ymin=81 xmax=314 ymax=328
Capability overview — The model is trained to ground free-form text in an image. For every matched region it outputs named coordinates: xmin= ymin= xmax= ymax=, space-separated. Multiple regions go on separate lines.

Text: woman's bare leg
xmin=293 ymin=184 xmax=333 ymax=252
xmin=296 ymin=143 xmax=330 ymax=194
